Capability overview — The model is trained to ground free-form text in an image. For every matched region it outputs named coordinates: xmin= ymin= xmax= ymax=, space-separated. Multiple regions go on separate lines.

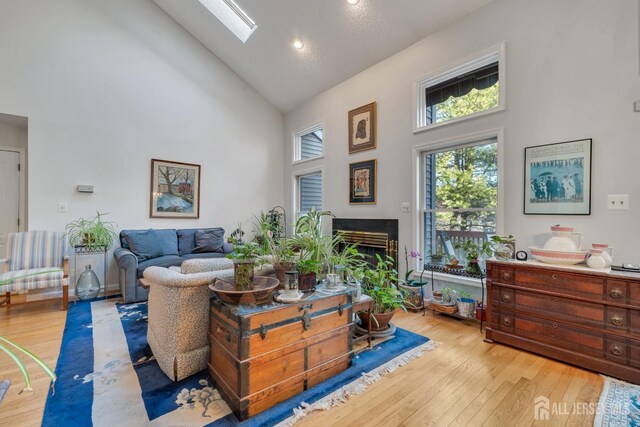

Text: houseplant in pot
xmin=292 ymin=208 xmax=334 ymax=280
xmin=456 ymin=290 xmax=477 ymax=318
xmin=359 ymin=255 xmax=405 ymax=331
xmin=65 ymin=211 xmax=118 ymax=251
xmin=296 ymin=258 xmax=321 ymax=292
xmin=456 ymin=240 xmax=492 ymax=274
xmin=226 ymin=239 xmax=261 ymax=291
xmin=490 ymin=235 xmax=516 ymax=261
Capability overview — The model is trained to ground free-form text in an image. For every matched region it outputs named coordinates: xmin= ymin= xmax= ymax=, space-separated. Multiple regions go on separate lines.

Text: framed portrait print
xmin=524 ymin=139 xmax=592 ymax=215
xmin=348 ymin=102 xmax=376 ymax=153
xmin=349 ymin=159 xmax=377 ymax=204
xmin=150 ymin=159 xmax=201 ymax=218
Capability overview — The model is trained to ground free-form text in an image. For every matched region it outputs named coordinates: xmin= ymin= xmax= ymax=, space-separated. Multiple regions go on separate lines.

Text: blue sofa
xmin=114 ymin=228 xmax=233 ymax=303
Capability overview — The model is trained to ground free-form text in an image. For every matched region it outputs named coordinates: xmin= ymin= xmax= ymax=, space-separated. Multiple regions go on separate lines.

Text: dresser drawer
xmin=606 ymin=280 xmax=640 ymax=306
xmin=491 ymin=286 xmax=515 ymax=307
xmin=515 ymin=289 xmax=604 ymax=328
xmin=516 ymin=269 xmax=604 ymax=301
xmin=513 ymin=312 xmax=604 ymax=359
xmin=490 ymin=308 xmax=515 ymax=334
xmin=491 ymin=266 xmax=515 ymax=284
xmin=605 ymin=307 xmax=640 ymax=337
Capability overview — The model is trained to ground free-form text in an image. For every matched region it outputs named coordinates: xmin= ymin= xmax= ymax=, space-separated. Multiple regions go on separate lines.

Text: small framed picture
xmin=150 ymin=159 xmax=201 ymax=218
xmin=349 ymin=159 xmax=377 ymax=204
xmin=524 ymin=139 xmax=592 ymax=215
xmin=348 ymin=102 xmax=376 ymax=153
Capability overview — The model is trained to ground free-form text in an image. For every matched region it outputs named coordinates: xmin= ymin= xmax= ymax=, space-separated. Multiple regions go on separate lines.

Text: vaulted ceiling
xmin=152 ymin=0 xmax=494 ymax=113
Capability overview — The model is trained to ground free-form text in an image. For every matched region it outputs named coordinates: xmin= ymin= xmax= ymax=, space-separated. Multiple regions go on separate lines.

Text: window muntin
xmin=422 ymin=140 xmax=498 ymax=256
xmin=298 ymin=172 xmax=322 ymax=216
xmin=294 ymin=124 xmax=323 ymax=162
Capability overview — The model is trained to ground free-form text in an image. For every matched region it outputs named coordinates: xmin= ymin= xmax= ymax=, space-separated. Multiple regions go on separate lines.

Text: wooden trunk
xmin=208 ymin=292 xmax=353 ymax=420
xmin=485 ymin=260 xmax=640 ymax=383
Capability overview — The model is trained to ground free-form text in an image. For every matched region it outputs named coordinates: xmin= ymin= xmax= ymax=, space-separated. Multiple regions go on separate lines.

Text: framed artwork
xmin=348 ymin=102 xmax=376 ymax=153
xmin=150 ymin=159 xmax=201 ymax=218
xmin=524 ymin=139 xmax=592 ymax=215
xmin=349 ymin=159 xmax=377 ymax=204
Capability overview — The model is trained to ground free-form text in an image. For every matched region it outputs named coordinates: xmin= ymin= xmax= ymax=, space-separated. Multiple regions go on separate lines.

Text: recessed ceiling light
xmin=198 ymin=0 xmax=258 ymax=43
xmin=292 ymin=39 xmax=305 ymax=50
xmin=347 ymin=0 xmax=360 ymax=5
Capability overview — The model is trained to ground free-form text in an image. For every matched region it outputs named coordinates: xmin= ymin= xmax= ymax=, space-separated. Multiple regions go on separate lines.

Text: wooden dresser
xmin=486 ymin=260 xmax=640 ymax=383
xmin=208 ymin=291 xmax=353 ymax=420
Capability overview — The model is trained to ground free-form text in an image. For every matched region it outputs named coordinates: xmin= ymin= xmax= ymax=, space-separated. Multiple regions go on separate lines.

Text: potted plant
xmin=329 ymin=241 xmax=364 ymax=281
xmin=456 ymin=290 xmax=477 ymax=318
xmin=441 ymin=287 xmax=457 ymax=305
xmin=359 ymin=255 xmax=405 ymax=331
xmin=296 ymin=258 xmax=321 ymax=291
xmin=226 ymin=240 xmax=261 ymax=291
xmin=428 ymin=249 xmax=446 ymax=265
xmin=292 ymin=208 xmax=334 ymax=279
xmin=254 ymin=212 xmax=297 ymax=285
xmin=65 ymin=211 xmax=118 ymax=251
xmin=490 ymin=235 xmax=516 ymax=261
xmin=456 ymin=240 xmax=492 ymax=274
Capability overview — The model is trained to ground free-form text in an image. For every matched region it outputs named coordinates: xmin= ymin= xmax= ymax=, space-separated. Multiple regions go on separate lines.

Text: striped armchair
xmin=0 ymin=231 xmax=70 ymax=310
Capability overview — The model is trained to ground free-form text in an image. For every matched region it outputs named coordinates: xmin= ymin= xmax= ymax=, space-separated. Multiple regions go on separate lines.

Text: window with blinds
xmin=294 ymin=124 xmax=323 ymax=162
xmin=298 ymin=172 xmax=322 ymax=215
xmin=414 ymin=44 xmax=504 ymax=132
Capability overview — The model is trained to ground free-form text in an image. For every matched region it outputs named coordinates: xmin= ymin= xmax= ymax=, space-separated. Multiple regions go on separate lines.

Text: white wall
xmin=0 ymin=0 xmax=284 ymax=285
xmin=284 ymin=0 xmax=640 ymax=281
xmin=0 ymin=122 xmax=27 ymax=150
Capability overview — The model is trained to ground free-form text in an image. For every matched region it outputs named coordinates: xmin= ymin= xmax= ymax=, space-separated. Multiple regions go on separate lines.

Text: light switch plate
xmin=401 ymin=202 xmax=410 ymax=213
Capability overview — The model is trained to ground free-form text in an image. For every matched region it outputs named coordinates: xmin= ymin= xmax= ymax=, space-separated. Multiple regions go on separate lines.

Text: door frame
xmin=0 ymin=145 xmax=26 ymax=232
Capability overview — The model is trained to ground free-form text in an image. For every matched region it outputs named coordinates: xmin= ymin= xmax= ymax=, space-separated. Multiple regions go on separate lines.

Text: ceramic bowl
xmin=529 ymin=246 xmax=589 ymax=265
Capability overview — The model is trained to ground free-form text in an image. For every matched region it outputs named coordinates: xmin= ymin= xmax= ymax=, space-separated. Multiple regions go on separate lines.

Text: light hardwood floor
xmin=0 ymin=300 xmax=602 ymax=426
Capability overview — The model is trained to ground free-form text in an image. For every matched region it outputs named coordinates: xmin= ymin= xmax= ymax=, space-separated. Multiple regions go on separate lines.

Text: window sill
xmin=292 ymin=156 xmax=324 ymax=166
xmin=411 ymin=270 xmax=484 ymax=288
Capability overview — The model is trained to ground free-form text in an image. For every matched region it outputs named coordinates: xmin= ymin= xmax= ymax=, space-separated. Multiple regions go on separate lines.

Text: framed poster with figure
xmin=150 ymin=159 xmax=201 ymax=218
xmin=524 ymin=139 xmax=592 ymax=215
xmin=349 ymin=159 xmax=377 ymax=204
xmin=348 ymin=102 xmax=376 ymax=153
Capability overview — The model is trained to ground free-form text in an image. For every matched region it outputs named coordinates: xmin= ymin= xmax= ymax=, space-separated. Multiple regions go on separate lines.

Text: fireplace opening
xmin=332 ymin=218 xmax=399 ymax=271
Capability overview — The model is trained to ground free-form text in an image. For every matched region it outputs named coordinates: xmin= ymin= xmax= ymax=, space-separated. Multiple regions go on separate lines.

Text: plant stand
xmin=422 ymin=263 xmax=486 ymax=332
xmin=73 ymin=245 xmax=109 ymax=301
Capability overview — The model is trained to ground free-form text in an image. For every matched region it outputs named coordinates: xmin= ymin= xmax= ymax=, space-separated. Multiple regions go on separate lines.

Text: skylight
xmin=198 ymin=0 xmax=257 ymax=43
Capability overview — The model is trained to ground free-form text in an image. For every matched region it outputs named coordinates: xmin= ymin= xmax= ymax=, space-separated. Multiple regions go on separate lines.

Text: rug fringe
xmin=279 ymin=340 xmax=440 ymax=426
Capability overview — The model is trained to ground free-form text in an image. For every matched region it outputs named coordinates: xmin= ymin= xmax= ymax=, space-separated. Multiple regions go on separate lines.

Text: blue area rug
xmin=43 ymin=299 xmax=433 ymax=426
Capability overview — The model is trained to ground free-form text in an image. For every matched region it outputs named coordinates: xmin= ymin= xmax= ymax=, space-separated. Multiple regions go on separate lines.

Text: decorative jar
xmin=75 ymin=264 xmax=101 ymax=301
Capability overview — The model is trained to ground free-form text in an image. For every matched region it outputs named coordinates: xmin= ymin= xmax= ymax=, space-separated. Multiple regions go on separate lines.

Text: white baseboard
xmin=24 ymin=283 xmax=121 ymax=302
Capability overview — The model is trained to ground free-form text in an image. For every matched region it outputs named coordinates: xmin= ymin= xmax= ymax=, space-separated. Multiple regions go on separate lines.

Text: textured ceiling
xmin=152 ymin=0 xmax=494 ymax=112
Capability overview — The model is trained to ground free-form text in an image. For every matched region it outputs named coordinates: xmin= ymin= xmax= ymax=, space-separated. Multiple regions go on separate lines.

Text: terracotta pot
xmin=273 ymin=263 xmax=294 ymax=288
xmin=298 ymin=273 xmax=317 ymax=292
xmin=357 ymin=310 xmax=395 ymax=331
xmin=475 ymin=304 xmax=486 ymax=321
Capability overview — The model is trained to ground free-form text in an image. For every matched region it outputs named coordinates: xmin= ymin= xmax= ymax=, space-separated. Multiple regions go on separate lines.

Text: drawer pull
xmin=611 ymin=316 xmax=623 ymax=326
xmin=610 ymin=288 xmax=623 ymax=299
xmin=259 ymin=324 xmax=268 ymax=340
xmin=502 ymin=294 xmax=512 ymax=303
xmin=552 ymin=323 xmax=558 ymax=329
xmin=503 ymin=317 xmax=512 ymax=327
xmin=611 ymin=345 xmax=623 ymax=356
xmin=502 ymin=272 xmax=512 ymax=281
xmin=302 ymin=311 xmax=312 ymax=330
xmin=552 ymin=275 xmax=558 ymax=280
xmin=298 ymin=303 xmax=314 ymax=311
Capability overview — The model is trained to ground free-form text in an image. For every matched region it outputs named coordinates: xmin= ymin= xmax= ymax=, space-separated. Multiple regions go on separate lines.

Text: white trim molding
xmin=0 ymin=145 xmax=27 ymax=232
xmin=292 ymin=121 xmax=324 ymax=164
xmin=413 ymin=42 xmax=506 ymax=133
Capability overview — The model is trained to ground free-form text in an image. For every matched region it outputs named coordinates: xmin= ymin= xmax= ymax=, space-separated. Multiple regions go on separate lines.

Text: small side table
xmin=352 ymin=295 xmax=373 ymax=350
xmin=73 ymin=245 xmax=109 ymax=300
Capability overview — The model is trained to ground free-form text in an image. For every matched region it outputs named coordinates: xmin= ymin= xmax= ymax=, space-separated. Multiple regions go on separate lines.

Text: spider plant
xmin=65 ymin=211 xmax=118 ymax=251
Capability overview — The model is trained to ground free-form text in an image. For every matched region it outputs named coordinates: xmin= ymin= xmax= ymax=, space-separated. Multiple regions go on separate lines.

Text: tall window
xmin=422 ymin=139 xmax=498 ymax=256
xmin=414 ymin=44 xmax=504 ymax=132
xmin=294 ymin=124 xmax=323 ymax=162
xmin=297 ymin=171 xmax=322 ymax=216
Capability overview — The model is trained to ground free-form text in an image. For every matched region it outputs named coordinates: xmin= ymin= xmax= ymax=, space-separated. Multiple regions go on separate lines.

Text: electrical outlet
xmin=57 ymin=202 xmax=68 ymax=213
xmin=401 ymin=202 xmax=410 ymax=213
xmin=607 ymin=194 xmax=629 ymax=210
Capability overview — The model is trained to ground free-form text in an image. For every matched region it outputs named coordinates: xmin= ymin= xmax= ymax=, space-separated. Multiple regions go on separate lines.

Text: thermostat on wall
xmin=77 ymin=185 xmax=94 ymax=193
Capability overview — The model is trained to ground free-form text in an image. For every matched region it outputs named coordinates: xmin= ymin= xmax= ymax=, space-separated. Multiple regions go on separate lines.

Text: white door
xmin=0 ymin=150 xmax=21 ymax=263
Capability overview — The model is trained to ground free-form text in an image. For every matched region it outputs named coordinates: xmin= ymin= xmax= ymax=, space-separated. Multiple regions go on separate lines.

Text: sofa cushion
xmin=121 ymin=229 xmax=179 ymax=257
xmin=193 ymin=229 xmax=225 ymax=253
xmin=181 ymin=252 xmax=227 ymax=260
xmin=177 ymin=228 xmax=225 ymax=255
xmin=124 ymin=230 xmax=164 ymax=262
xmin=136 ymin=255 xmax=184 ymax=278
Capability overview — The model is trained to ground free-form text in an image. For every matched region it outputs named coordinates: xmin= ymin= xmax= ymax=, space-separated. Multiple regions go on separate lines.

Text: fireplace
xmin=332 ymin=218 xmax=399 ymax=270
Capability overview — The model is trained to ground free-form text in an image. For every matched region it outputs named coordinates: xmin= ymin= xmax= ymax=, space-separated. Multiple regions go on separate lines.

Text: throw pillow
xmin=193 ymin=228 xmax=225 ymax=253
xmin=125 ymin=230 xmax=164 ymax=262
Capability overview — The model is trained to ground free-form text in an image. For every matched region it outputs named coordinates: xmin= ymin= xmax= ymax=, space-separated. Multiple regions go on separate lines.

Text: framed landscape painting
xmin=150 ymin=159 xmax=201 ymax=218
xmin=348 ymin=102 xmax=376 ymax=153
xmin=524 ymin=139 xmax=592 ymax=215
xmin=349 ymin=159 xmax=377 ymax=204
